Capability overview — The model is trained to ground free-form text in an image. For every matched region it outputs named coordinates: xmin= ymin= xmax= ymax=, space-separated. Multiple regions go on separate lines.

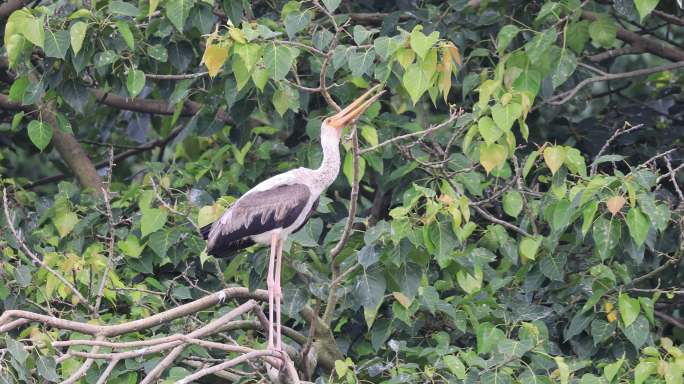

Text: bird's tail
xmin=200 ymin=223 xmax=254 ymax=259
xmin=200 ymin=223 xmax=212 ymax=240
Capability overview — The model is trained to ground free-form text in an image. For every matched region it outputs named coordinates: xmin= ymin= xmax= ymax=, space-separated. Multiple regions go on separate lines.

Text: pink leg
xmin=275 ymin=237 xmax=284 ymax=351
xmin=266 ymin=232 xmax=278 ymax=350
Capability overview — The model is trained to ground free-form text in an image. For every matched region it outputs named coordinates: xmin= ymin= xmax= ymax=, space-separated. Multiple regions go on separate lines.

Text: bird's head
xmin=322 ymin=84 xmax=385 ymax=140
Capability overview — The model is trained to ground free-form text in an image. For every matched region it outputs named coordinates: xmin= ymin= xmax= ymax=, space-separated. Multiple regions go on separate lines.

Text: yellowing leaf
xmin=606 ymin=195 xmax=625 ymax=216
xmin=202 ymin=44 xmax=229 ymax=78
xmin=445 ymin=41 xmax=462 ymax=66
xmin=607 ymin=310 xmax=618 ymax=323
xmin=543 ymin=145 xmax=565 ymax=174
xmin=392 ymin=292 xmax=412 ymax=308
xmin=479 ymin=143 xmax=507 ymax=174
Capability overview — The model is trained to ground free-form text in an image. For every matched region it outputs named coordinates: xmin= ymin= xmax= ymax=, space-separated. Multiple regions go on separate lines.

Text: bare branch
xmin=590 ymin=122 xmax=644 ymax=175
xmin=322 ymin=124 xmax=360 ymax=325
xmin=546 ymin=61 xmax=684 ymax=105
xmin=359 ymin=109 xmax=463 ymax=154
xmin=176 ymin=350 xmax=282 ymax=384
xmin=581 ymin=11 xmax=684 ymax=62
xmin=145 ymin=72 xmax=208 ymax=80
xmin=139 ymin=300 xmax=258 ymax=384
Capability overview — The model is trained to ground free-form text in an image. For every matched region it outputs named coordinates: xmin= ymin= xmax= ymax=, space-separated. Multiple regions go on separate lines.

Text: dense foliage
xmin=1 ymin=0 xmax=683 ymax=383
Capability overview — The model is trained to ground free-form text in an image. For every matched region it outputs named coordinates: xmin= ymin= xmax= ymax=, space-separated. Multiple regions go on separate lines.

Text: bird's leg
xmin=266 ymin=232 xmax=278 ymax=350
xmin=275 ymin=237 xmax=284 ymax=352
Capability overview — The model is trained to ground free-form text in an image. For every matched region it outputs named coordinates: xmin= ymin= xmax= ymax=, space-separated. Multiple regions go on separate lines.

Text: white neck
xmin=314 ymin=126 xmax=341 ymax=189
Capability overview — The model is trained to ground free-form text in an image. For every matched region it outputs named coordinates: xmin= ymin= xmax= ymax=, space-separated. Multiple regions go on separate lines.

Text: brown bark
xmin=0 ymin=0 xmax=24 ymax=19
xmin=40 ymin=103 xmax=105 ymax=194
xmin=581 ymin=11 xmax=684 ymax=62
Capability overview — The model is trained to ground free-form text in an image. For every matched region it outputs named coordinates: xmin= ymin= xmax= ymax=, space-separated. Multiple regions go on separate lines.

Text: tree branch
xmin=546 ymin=61 xmax=684 ymax=105
xmin=581 ymin=11 xmax=684 ymax=62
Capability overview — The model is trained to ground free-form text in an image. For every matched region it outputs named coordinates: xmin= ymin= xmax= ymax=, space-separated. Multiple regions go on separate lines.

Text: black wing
xmin=205 ymin=183 xmax=312 ymax=257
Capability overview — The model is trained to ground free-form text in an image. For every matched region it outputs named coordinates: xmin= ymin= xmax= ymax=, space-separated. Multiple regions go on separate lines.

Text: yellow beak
xmin=327 ymin=84 xmax=385 ymax=129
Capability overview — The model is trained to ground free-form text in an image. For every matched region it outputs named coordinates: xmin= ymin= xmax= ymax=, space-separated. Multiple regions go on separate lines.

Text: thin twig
xmin=145 ymin=72 xmax=208 ymax=80
xmin=359 ymin=109 xmax=463 ymax=154
xmin=546 ymin=61 xmax=684 ymax=105
xmin=663 ymin=155 xmax=684 ymax=207
xmin=94 ymin=148 xmax=116 ymax=315
xmin=590 ymin=122 xmax=644 ymax=175
xmin=322 ymin=125 xmax=360 ymax=325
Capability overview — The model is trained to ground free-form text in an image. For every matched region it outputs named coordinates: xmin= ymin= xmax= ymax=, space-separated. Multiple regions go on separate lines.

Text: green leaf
xmin=409 ymin=26 xmax=439 ymax=60
xmin=263 ymin=44 xmax=299 ymax=81
xmin=581 ymin=201 xmax=598 ymax=237
xmin=109 ymin=0 xmax=140 ymax=16
xmin=141 ymin=208 xmax=168 ymax=237
xmin=44 ymin=30 xmax=70 ymax=59
xmin=551 ymin=199 xmax=573 ymax=231
xmin=491 ymin=102 xmax=522 ymax=132
xmin=343 ymin=151 xmax=366 ymax=187
xmin=503 ymin=191 xmax=523 ymax=218
xmin=11 ymin=112 xmax=24 ymax=131
xmin=565 ymin=310 xmax=594 ymax=341
xmin=6 ymin=336 xmax=28 ymax=364
xmin=402 ymin=63 xmax=430 ymax=105
xmin=94 ymin=50 xmax=119 ymax=68
xmin=374 ymin=35 xmax=402 ymax=61
xmin=69 ymin=21 xmax=88 ymax=54
xmin=348 ymin=48 xmax=375 ymax=78
xmin=589 ymin=16 xmax=617 ymax=48
xmin=590 ymin=319 xmax=615 ymax=345
xmin=618 ymin=293 xmax=640 ymax=327
xmin=457 ymin=266 xmax=482 ymax=294
xmin=360 ymin=125 xmax=378 ymax=147
xmin=626 ymin=207 xmax=649 ymax=247
xmin=519 ymin=236 xmax=542 ymax=261
xmin=284 ymin=11 xmax=311 ymax=39
xmin=592 ymin=217 xmax=621 ymax=261
xmin=334 ymin=360 xmax=348 ymax=378
xmin=149 ymin=0 xmax=160 ymax=16
xmin=322 ymin=0 xmax=341 ymax=13
xmin=567 ymin=20 xmax=591 ymax=54
xmin=638 ymin=297 xmax=655 ymax=325
xmin=622 ymin=315 xmax=649 ymax=349
xmin=543 ymin=146 xmax=565 ymax=175
xmin=148 ymin=45 xmax=168 ymax=62
xmin=148 ymin=230 xmax=180 ymax=258
xmin=126 ymin=69 xmax=146 ymax=98
xmin=27 ymin=120 xmax=53 ymax=151
xmin=525 ymin=28 xmax=556 ymax=64
xmin=7 ymin=9 xmax=45 ymax=48
xmin=36 ymin=356 xmax=59 ymax=382
xmin=497 ymin=24 xmax=520 ymax=53
xmin=564 ymin=147 xmax=587 ymax=177
xmin=353 ymin=25 xmax=374 ymax=45
xmin=477 ymin=116 xmax=502 ymax=145
xmin=6 ymin=34 xmax=26 ymax=69
xmin=234 ymin=43 xmax=262 ymax=72
xmin=443 ymin=355 xmax=466 ymax=379
xmin=551 ymin=50 xmax=577 ymax=88
xmin=116 ymin=21 xmax=135 ymax=50
xmin=53 ymin=209 xmax=78 ymax=238
xmin=634 ymin=361 xmax=656 ymax=384
xmin=634 ymin=0 xmax=660 ymax=21
xmin=523 ymin=151 xmax=539 ymax=178
xmin=540 ymin=252 xmax=566 ymax=281
xmin=166 ymin=0 xmax=194 ymax=32
xmin=117 ymin=235 xmax=145 ymax=258
xmin=479 ymin=143 xmax=507 ymax=174
xmin=603 ymin=357 xmax=624 ymax=383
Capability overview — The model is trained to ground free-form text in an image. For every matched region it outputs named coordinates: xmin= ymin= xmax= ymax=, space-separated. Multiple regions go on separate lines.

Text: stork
xmin=202 ymin=85 xmax=385 ymax=352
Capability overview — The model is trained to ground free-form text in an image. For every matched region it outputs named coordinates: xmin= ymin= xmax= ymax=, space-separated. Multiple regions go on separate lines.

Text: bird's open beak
xmin=327 ymin=84 xmax=385 ymax=129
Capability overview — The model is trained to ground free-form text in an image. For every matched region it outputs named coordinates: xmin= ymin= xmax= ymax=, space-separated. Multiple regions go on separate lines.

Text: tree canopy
xmin=1 ymin=0 xmax=683 ymax=383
